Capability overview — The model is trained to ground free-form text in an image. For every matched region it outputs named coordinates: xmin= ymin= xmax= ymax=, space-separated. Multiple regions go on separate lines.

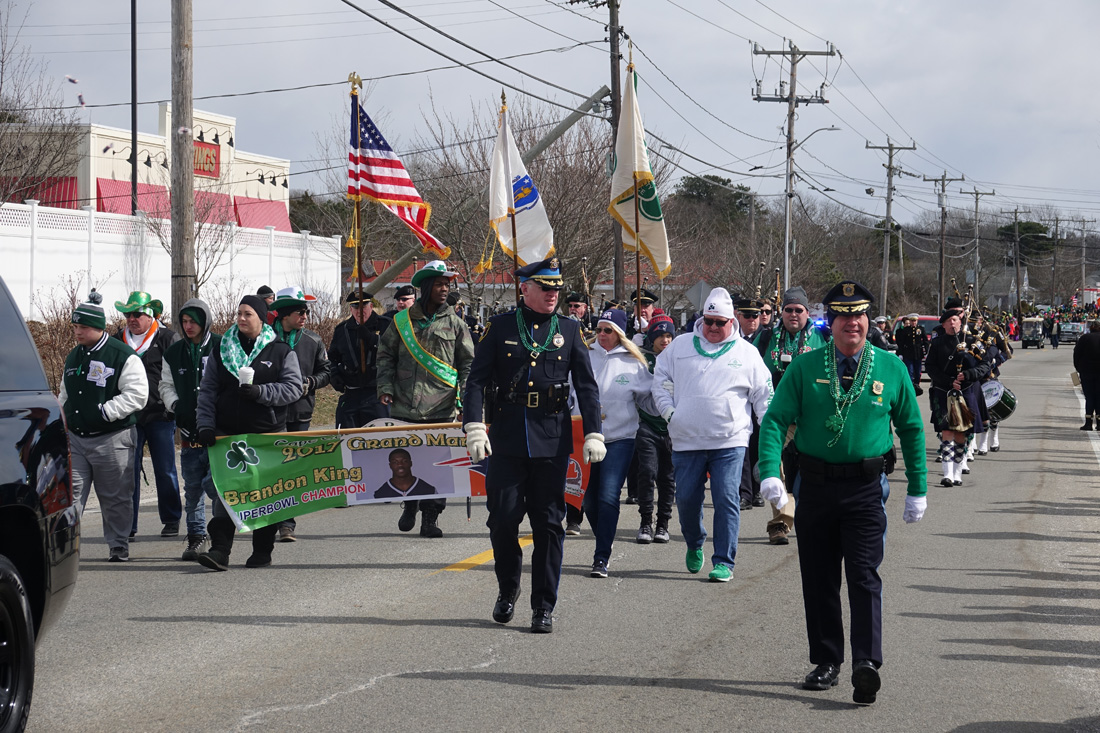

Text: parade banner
xmin=208 ymin=418 xmax=591 ymax=532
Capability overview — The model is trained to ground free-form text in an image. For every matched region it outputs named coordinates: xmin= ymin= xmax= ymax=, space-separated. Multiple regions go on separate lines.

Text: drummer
xmin=925 ymin=299 xmax=992 ymax=486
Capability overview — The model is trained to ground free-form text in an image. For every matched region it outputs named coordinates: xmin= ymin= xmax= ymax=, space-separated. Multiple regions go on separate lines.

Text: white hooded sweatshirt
xmin=588 ymin=342 xmax=653 ymax=443
xmin=651 ymin=318 xmax=773 ymax=452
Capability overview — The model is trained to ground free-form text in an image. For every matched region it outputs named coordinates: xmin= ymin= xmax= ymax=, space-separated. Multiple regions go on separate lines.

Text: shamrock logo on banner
xmin=226 ymin=440 xmax=260 ymax=474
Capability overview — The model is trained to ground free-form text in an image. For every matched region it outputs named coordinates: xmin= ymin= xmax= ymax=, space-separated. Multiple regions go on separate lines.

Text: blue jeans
xmin=672 ymin=447 xmax=745 ymax=570
xmin=582 ymin=439 xmax=635 ymax=565
xmin=179 ymin=445 xmax=218 ymax=537
xmin=131 ymin=419 xmax=182 ymax=531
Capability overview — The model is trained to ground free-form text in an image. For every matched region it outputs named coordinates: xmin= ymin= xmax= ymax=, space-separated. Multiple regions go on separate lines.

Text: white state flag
xmin=609 ymin=63 xmax=670 ymax=278
xmin=489 ymin=103 xmax=554 ymax=266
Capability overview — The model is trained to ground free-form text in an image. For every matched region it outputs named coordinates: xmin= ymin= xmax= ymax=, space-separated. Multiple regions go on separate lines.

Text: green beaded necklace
xmin=693 ymin=335 xmax=736 ymax=359
xmin=823 ymin=346 xmax=874 ymax=447
xmin=516 ymin=308 xmax=561 ymax=357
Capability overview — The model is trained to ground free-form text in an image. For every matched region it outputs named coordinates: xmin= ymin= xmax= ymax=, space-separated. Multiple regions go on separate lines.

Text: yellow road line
xmin=439 ymin=534 xmax=534 ymax=572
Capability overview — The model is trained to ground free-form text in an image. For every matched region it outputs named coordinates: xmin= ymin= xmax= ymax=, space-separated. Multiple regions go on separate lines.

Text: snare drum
xmin=981 ymin=380 xmax=1017 ymax=423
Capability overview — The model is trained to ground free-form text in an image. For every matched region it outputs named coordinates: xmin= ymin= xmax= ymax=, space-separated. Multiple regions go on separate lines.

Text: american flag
xmin=348 ymin=100 xmax=447 ymax=255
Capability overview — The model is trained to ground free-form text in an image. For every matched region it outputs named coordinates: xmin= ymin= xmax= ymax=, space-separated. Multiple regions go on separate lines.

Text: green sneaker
xmin=685 ymin=548 xmax=704 ymax=574
xmin=708 ymin=564 xmax=732 ymax=583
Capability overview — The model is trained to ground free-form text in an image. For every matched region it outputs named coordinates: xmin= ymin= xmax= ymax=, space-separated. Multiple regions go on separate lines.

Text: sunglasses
xmin=594 ymin=327 xmax=617 ymax=335
xmin=567 ymin=303 xmax=585 ymax=308
xmin=761 ymin=310 xmax=772 ymax=315
xmin=783 ymin=307 xmax=806 ymax=315
xmin=123 ymin=313 xmax=145 ymax=320
xmin=703 ymin=317 xmax=729 ymax=327
xmin=294 ymin=308 xmax=310 ymax=316
xmin=739 ymin=312 xmax=760 ymax=319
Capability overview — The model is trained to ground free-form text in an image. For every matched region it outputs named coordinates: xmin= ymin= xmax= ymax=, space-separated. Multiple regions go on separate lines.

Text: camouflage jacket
xmin=376 ymin=300 xmax=475 ymax=422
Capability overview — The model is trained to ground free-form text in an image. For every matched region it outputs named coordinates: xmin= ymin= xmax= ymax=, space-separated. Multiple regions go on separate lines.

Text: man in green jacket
xmin=60 ymin=291 xmax=149 ymax=562
xmin=758 ymin=280 xmax=927 ymax=706
xmin=377 ymin=260 xmax=475 ymax=537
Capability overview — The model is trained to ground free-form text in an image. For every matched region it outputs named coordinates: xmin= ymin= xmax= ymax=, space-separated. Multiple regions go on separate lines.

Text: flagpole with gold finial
xmin=348 ymin=72 xmax=366 ymax=370
xmin=629 ymin=44 xmax=643 ymax=331
xmin=502 ymin=90 xmax=521 ymax=309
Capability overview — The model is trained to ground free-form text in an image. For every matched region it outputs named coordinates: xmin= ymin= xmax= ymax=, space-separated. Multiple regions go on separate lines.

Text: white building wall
xmin=1 ymin=201 xmax=341 ymax=321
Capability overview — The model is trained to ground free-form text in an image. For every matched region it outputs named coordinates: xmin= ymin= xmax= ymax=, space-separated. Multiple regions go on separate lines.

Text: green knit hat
xmin=72 ymin=290 xmax=107 ymax=330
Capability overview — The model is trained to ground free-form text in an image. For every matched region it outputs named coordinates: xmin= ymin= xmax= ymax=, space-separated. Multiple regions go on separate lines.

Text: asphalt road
xmin=30 ymin=343 xmax=1100 ymax=732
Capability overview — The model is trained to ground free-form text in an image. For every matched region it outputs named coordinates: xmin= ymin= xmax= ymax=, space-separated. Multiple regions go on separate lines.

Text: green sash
xmin=394 ymin=309 xmax=458 ymax=389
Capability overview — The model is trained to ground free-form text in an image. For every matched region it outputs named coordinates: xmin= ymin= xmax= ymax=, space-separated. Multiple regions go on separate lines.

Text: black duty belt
xmin=799 ymin=449 xmax=895 ymax=481
xmin=497 ymin=383 xmax=570 ymax=412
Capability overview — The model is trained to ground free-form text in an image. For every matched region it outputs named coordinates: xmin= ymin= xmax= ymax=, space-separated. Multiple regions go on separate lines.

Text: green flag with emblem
xmin=608 ymin=61 xmax=670 ymax=278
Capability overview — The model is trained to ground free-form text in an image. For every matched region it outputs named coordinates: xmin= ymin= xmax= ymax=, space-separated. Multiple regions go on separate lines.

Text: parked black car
xmin=0 ymin=275 xmax=79 ymax=732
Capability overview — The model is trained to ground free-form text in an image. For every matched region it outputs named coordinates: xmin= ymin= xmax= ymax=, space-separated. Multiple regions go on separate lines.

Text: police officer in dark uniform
xmin=329 ymin=290 xmax=391 ymax=428
xmin=463 ymin=258 xmax=604 ymax=634
xmin=626 ymin=288 xmax=660 ymax=343
xmin=758 ymin=280 xmax=927 ymax=705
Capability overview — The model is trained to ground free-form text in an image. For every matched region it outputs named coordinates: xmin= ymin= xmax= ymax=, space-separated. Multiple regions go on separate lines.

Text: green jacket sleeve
xmin=757 ymin=358 xmax=804 ymax=479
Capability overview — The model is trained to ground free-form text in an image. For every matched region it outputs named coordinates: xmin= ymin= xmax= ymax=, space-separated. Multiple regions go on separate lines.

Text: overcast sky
xmin=20 ymin=0 xmax=1100 ymax=232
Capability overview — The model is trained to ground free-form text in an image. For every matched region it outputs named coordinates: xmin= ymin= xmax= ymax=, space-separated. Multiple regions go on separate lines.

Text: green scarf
xmin=220 ymin=323 xmax=276 ymax=379
xmin=274 ymin=320 xmax=301 ymax=349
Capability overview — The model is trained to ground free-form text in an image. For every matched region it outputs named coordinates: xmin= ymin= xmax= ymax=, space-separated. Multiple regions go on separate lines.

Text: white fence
xmin=2 ymin=200 xmax=342 ymax=320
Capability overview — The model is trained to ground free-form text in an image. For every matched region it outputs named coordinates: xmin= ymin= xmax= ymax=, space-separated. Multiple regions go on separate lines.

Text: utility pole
xmin=130 ymin=0 xmax=138 ymax=216
xmin=961 ymin=187 xmax=994 ymax=307
xmin=866 ymin=138 xmax=915 ymax=316
xmin=1067 ymin=218 xmax=1095 ymax=295
xmin=170 ymin=0 xmax=195 ymax=320
xmin=924 ymin=170 xmax=964 ymax=311
xmin=752 ymin=40 xmax=835 ymax=292
xmin=1001 ymin=206 xmax=1030 ymax=317
xmin=570 ymin=0 xmax=624 ymax=300
xmin=1050 ymin=217 xmax=1060 ymax=307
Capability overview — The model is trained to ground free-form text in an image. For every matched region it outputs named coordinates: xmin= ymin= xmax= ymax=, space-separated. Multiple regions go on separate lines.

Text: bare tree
xmin=0 ymin=1 xmax=81 ymax=205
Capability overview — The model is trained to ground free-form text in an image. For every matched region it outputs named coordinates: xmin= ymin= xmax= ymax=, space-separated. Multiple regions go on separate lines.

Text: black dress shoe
xmin=531 ymin=608 xmax=553 ymax=634
xmin=802 ymin=663 xmax=840 ymax=690
xmin=851 ymin=659 xmax=880 ymax=705
xmin=939 ymin=478 xmax=953 ymax=487
xmin=739 ymin=497 xmax=752 ymax=511
xmin=492 ymin=586 xmax=520 ymax=624
xmin=752 ymin=493 xmax=766 ymax=507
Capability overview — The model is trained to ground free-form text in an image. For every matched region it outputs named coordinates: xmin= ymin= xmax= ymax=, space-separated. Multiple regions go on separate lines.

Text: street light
xmin=783 ymin=125 xmax=839 ymax=291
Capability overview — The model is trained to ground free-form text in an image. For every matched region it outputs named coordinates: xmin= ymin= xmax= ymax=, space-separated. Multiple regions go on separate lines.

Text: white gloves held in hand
xmin=464 ymin=422 xmax=492 ymax=463
xmin=582 ymin=432 xmax=606 ymax=464
xmin=759 ymin=476 xmax=788 ymax=510
xmin=903 ymin=495 xmax=927 ymax=524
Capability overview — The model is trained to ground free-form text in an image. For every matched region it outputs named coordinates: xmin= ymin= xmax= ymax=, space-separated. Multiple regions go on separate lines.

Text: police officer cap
xmin=346 ymin=289 xmax=372 ymax=305
xmin=394 ymin=285 xmax=416 ymax=299
xmin=823 ymin=280 xmax=874 ymax=316
xmin=565 ymin=292 xmax=586 ymax=304
xmin=905 ymin=312 xmax=920 ymax=320
xmin=631 ymin=288 xmax=659 ymax=305
xmin=734 ymin=297 xmax=764 ymax=314
xmin=874 ymin=316 xmax=888 ymax=324
xmin=516 ymin=257 xmax=564 ymax=290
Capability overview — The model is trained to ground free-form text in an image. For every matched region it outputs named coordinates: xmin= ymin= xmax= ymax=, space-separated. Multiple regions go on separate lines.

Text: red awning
xmin=96 ymin=178 xmax=170 ymax=218
xmin=4 ymin=176 xmax=80 ymax=208
xmin=195 ymin=190 xmax=234 ymax=225
xmin=234 ymin=196 xmax=292 ymax=232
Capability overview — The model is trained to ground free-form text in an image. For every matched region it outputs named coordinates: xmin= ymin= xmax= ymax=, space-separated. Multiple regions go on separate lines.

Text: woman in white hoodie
xmin=583 ymin=308 xmax=653 ymax=578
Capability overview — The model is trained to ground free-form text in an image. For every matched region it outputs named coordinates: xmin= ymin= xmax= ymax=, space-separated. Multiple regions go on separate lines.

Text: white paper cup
xmin=238 ymin=366 xmax=255 ymax=386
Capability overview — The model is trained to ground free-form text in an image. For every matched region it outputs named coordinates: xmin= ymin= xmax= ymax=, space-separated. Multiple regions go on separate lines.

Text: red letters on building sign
xmin=193 ymin=140 xmax=220 ymax=179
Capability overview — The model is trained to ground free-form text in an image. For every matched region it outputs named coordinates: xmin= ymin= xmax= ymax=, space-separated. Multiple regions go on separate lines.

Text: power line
xmin=661 ymin=0 xmax=753 ymax=42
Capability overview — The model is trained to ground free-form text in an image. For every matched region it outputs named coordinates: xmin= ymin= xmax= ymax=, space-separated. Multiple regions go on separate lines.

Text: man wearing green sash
xmin=377 ymin=260 xmax=475 ymax=537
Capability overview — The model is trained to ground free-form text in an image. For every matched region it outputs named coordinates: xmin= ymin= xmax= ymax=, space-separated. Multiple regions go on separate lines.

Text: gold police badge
xmin=871 ymin=380 xmax=884 ymax=395
xmin=552 ymin=333 xmax=565 ymax=348
xmin=843 ymin=283 xmax=855 ymax=297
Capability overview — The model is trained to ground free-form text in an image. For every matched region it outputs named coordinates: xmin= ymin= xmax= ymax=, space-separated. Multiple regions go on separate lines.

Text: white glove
xmin=760 ymin=476 xmax=788 ymax=510
xmin=903 ymin=495 xmax=927 ymax=524
xmin=661 ymin=406 xmax=675 ymax=422
xmin=464 ymin=422 xmax=492 ymax=463
xmin=582 ymin=432 xmax=606 ymax=464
